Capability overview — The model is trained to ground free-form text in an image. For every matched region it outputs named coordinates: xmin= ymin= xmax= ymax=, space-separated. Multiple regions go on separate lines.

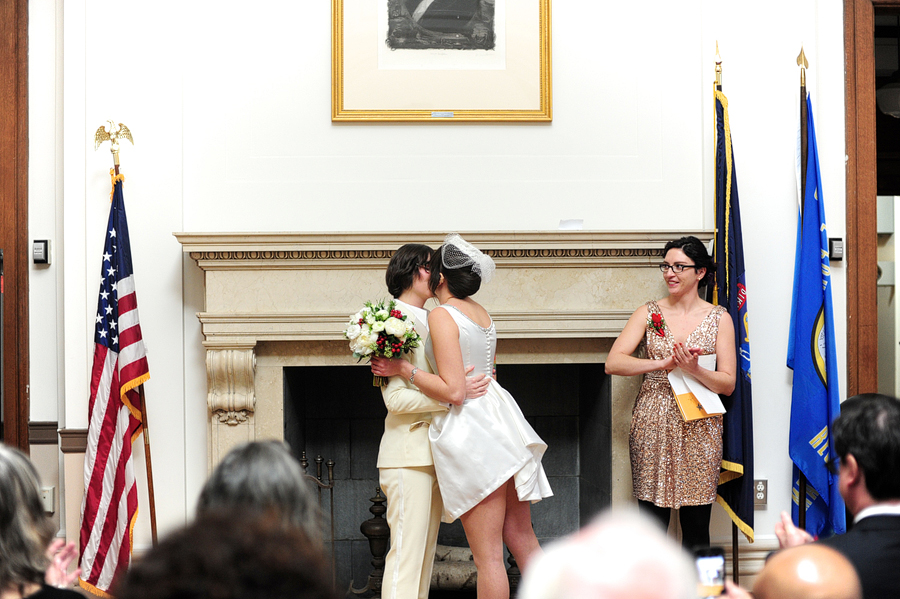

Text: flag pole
xmin=138 ymin=385 xmax=158 ymax=546
xmin=95 ymin=121 xmax=158 ymax=546
xmin=715 ymin=44 xmax=741 ymax=583
xmin=796 ymin=47 xmax=809 ymax=532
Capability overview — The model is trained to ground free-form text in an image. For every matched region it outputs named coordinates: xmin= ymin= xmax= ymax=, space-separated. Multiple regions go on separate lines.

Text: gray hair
xmin=197 ymin=441 xmax=321 ymax=542
xmin=0 ymin=443 xmax=55 ymax=588
xmin=518 ymin=510 xmax=697 ymax=599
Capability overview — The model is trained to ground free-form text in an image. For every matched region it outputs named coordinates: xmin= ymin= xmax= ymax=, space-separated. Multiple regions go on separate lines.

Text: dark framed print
xmin=332 ymin=0 xmax=552 ymax=122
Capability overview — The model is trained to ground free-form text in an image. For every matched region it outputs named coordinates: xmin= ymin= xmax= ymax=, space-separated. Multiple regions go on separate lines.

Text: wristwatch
xmin=409 ymin=367 xmax=418 ymax=384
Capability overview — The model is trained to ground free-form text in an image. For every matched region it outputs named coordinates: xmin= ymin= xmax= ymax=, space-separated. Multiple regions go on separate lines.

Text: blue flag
xmin=787 ymin=94 xmax=845 ymax=538
xmin=711 ymin=90 xmax=754 ymax=542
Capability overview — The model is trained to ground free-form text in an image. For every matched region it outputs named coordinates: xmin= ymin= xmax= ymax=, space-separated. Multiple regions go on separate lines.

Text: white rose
xmin=376 ymin=309 xmax=389 ymax=319
xmin=405 ymin=320 xmax=415 ymax=334
xmin=364 ymin=310 xmax=376 ymax=324
xmin=384 ymin=317 xmax=406 ymax=337
xmin=353 ymin=331 xmax=374 ymax=353
xmin=371 ymin=321 xmax=386 ymax=333
xmin=345 ymin=323 xmax=361 ymax=340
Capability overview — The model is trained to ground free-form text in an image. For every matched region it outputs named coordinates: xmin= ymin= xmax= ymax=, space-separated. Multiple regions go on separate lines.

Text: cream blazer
xmin=376 ymin=304 xmax=448 ymax=469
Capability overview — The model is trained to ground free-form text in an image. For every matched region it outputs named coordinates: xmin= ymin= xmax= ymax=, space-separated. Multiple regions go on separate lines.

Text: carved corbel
xmin=206 ymin=348 xmax=257 ymax=426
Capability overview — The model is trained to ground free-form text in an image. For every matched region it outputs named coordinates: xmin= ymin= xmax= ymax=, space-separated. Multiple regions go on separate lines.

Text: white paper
xmin=667 ymin=354 xmax=726 ymax=415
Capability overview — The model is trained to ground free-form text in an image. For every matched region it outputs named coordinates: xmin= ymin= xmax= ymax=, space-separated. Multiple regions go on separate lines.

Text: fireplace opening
xmin=283 ymin=363 xmax=611 ymax=590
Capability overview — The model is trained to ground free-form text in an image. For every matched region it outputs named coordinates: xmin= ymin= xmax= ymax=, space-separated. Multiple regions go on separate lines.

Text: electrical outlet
xmin=40 ymin=486 xmax=55 ymax=514
xmin=754 ymin=479 xmax=767 ymax=506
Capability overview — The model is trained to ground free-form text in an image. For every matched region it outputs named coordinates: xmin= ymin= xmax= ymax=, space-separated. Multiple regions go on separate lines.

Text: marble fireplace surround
xmin=175 ymin=230 xmax=712 ymax=507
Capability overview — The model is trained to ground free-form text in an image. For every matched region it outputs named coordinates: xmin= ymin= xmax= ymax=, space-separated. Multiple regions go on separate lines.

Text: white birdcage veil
xmin=440 ymin=234 xmax=496 ymax=283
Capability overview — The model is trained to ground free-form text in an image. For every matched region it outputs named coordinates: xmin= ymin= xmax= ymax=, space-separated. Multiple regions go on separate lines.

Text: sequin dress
xmin=426 ymin=305 xmax=553 ymax=522
xmin=630 ymin=300 xmax=724 ymax=508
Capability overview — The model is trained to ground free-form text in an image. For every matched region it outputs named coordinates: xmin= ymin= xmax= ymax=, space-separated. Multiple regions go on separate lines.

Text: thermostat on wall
xmin=33 ymin=240 xmax=50 ymax=265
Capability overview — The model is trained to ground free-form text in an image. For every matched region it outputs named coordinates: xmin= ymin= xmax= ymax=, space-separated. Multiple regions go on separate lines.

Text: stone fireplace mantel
xmin=175 ymin=230 xmax=711 ymax=504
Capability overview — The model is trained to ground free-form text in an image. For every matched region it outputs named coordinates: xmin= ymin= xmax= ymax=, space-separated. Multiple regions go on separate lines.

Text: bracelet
xmin=409 ymin=367 xmax=418 ymax=385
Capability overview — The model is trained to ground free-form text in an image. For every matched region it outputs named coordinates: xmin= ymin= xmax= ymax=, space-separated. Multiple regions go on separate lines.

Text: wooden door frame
xmin=0 ymin=0 xmax=30 ymax=450
xmin=844 ymin=0 xmax=900 ymax=396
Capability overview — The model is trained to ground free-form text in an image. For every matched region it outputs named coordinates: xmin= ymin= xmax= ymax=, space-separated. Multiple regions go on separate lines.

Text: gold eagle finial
xmin=94 ymin=121 xmax=134 ymax=168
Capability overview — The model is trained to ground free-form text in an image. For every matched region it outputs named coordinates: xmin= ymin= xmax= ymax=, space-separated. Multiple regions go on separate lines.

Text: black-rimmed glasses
xmin=658 ymin=263 xmax=699 ymax=273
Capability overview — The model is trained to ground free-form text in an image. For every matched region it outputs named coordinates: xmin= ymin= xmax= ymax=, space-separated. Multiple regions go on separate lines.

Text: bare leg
xmin=460 ymin=484 xmax=509 ymax=599
xmin=501 ymin=479 xmax=541 ymax=572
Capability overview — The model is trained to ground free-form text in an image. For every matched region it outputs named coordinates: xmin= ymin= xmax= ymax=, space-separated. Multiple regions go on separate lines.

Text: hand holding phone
xmin=694 ymin=546 xmax=725 ymax=598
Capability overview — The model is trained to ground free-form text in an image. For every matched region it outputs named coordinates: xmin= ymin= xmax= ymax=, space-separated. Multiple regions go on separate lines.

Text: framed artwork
xmin=332 ymin=0 xmax=552 ymax=122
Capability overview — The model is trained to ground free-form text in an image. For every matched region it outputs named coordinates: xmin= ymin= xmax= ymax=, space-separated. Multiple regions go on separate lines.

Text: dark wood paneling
xmin=59 ymin=429 xmax=88 ymax=454
xmin=28 ymin=421 xmax=58 ymax=445
xmin=0 ymin=0 xmax=30 ymax=449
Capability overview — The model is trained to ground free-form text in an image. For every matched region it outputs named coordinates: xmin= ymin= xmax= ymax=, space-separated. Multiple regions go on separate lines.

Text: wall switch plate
xmin=33 ymin=240 xmax=50 ymax=265
xmin=829 ymin=238 xmax=843 ymax=261
xmin=754 ymin=479 xmax=767 ymax=506
xmin=40 ymin=486 xmax=55 ymax=514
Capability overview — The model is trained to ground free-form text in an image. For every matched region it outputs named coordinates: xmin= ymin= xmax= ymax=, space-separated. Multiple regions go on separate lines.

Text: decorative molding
xmin=215 ymin=410 xmax=252 ymax=426
xmin=28 ymin=421 xmax=59 ymax=445
xmin=59 ymin=429 xmax=88 ymax=454
xmin=176 ymin=231 xmax=713 ymax=270
xmin=206 ymin=348 xmax=257 ymax=425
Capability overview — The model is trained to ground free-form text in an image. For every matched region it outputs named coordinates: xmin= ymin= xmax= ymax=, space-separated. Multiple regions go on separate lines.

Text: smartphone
xmin=694 ymin=546 xmax=725 ymax=598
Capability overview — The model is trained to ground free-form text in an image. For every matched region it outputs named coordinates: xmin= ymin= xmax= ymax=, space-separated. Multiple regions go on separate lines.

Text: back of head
xmin=197 ymin=441 xmax=321 ymax=542
xmin=517 ymin=510 xmax=697 ymax=599
xmin=0 ymin=443 xmax=55 ymax=589
xmin=753 ymin=544 xmax=861 ymax=599
xmin=832 ymin=393 xmax=900 ymax=500
xmin=428 ymin=234 xmax=494 ymax=299
xmin=385 ymin=243 xmax=432 ymax=298
xmin=116 ymin=510 xmax=340 ymax=599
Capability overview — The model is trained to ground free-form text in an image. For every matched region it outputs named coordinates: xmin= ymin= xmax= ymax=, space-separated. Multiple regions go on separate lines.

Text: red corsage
xmin=648 ymin=312 xmax=666 ymax=337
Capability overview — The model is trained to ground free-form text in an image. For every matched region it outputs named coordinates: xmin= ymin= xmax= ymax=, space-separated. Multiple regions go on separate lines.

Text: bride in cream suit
xmin=371 ymin=244 xmax=489 ymax=599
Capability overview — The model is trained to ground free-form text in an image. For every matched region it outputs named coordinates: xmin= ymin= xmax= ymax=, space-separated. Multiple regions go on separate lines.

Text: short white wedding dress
xmin=426 ymin=304 xmax=553 ymax=522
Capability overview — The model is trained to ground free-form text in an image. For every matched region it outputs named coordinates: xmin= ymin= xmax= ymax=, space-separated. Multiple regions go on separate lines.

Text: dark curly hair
xmin=115 ymin=510 xmax=339 ymax=599
xmin=663 ymin=236 xmax=715 ymax=287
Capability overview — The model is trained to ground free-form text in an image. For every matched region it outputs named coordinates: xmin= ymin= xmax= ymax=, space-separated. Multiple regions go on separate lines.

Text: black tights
xmin=638 ymin=500 xmax=712 ymax=551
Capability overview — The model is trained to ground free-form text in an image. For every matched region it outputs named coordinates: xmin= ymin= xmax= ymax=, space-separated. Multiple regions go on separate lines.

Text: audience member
xmin=196 ymin=440 xmax=321 ymax=542
xmin=723 ymin=544 xmax=861 ymax=599
xmin=0 ymin=443 xmax=82 ymax=599
xmin=517 ymin=510 xmax=696 ymax=599
xmin=775 ymin=393 xmax=900 ymax=599
xmin=115 ymin=511 xmax=339 ymax=599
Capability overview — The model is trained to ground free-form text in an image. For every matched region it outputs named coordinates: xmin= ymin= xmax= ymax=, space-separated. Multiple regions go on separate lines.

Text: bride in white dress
xmin=424 ymin=234 xmax=552 ymax=599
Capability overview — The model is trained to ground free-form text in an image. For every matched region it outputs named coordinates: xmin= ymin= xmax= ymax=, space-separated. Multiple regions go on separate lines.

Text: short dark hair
xmin=197 ymin=441 xmax=321 ymax=542
xmin=663 ymin=236 xmax=715 ymax=287
xmin=385 ymin=244 xmax=432 ymax=298
xmin=428 ymin=246 xmax=481 ymax=299
xmin=116 ymin=511 xmax=340 ymax=599
xmin=832 ymin=393 xmax=900 ymax=500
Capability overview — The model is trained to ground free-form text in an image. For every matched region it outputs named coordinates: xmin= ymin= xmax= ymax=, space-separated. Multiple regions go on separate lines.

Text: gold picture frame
xmin=332 ymin=0 xmax=552 ymax=122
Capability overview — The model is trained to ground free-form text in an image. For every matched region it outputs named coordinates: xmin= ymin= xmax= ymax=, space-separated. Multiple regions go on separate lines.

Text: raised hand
xmin=45 ymin=539 xmax=81 ymax=588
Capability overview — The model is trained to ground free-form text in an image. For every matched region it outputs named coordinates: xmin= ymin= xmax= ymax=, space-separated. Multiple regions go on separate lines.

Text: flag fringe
xmin=719 ymin=459 xmax=743 ymax=485
xmin=715 ymin=494 xmax=755 ymax=542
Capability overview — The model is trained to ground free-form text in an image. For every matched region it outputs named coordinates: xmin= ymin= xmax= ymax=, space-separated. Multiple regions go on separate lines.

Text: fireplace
xmin=176 ymin=230 xmax=711 ymax=587
xmin=283 ymin=362 xmax=610 ymax=586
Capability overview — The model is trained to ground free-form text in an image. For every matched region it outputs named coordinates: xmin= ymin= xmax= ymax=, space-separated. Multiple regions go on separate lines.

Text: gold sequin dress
xmin=630 ymin=300 xmax=724 ymax=508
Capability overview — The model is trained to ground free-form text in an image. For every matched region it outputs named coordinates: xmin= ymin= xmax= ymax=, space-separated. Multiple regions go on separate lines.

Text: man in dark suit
xmin=775 ymin=393 xmax=900 ymax=599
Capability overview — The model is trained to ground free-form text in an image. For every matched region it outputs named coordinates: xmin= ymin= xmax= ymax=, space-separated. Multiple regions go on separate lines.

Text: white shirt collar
xmin=394 ymin=299 xmax=429 ymax=333
xmin=854 ymin=502 xmax=900 ymax=523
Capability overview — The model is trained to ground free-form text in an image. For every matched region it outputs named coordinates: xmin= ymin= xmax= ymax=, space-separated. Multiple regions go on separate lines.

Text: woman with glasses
xmin=606 ymin=235 xmax=736 ymax=549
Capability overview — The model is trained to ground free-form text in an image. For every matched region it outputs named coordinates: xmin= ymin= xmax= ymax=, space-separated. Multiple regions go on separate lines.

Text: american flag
xmin=79 ymin=174 xmax=150 ymax=597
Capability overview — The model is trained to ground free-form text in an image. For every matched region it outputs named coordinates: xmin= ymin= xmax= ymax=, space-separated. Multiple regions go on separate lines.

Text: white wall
xmin=28 ymin=0 xmax=847 ymax=549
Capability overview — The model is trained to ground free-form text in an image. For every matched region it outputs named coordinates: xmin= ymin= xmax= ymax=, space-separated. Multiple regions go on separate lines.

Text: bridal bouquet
xmin=344 ymin=299 xmax=422 ymax=386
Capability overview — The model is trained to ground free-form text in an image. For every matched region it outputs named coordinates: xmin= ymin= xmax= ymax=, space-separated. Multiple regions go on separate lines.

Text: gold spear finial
xmin=715 ymin=41 xmax=723 ymax=90
xmin=797 ymin=46 xmax=808 ymax=87
xmin=94 ymin=121 xmax=134 ymax=170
